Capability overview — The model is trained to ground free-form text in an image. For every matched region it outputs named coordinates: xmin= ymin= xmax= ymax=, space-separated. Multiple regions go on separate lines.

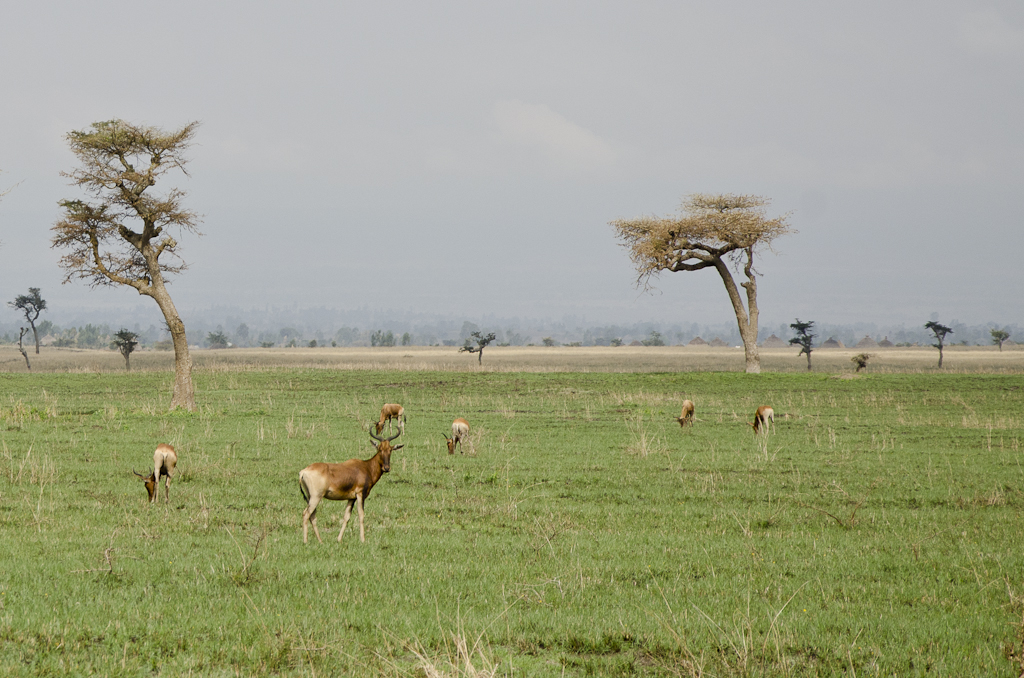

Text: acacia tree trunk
xmin=121 ymin=347 xmax=131 ymax=372
xmin=804 ymin=349 xmax=812 ymax=370
xmin=714 ymin=249 xmax=761 ymax=374
xmin=937 ymin=344 xmax=944 ymax=368
xmin=141 ymin=255 xmax=196 ymax=410
xmin=18 ymin=329 xmax=31 ymax=371
xmin=31 ymin=323 xmax=40 ymax=354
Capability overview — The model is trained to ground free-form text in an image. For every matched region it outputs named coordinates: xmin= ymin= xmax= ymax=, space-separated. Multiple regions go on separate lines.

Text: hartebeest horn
xmin=369 ymin=424 xmax=401 ymax=443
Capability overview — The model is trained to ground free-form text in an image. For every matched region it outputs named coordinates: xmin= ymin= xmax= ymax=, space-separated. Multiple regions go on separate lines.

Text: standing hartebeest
xmin=133 ymin=443 xmax=178 ymax=503
xmin=298 ymin=427 xmax=402 ymax=543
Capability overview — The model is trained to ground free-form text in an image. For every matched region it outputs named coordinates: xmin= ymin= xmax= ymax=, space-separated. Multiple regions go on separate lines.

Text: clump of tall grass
xmin=625 ymin=412 xmax=666 ymax=458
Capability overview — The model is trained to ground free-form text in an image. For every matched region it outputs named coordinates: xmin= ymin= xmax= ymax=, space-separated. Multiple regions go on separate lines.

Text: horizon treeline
xmin=1 ymin=316 xmax=1018 ymax=351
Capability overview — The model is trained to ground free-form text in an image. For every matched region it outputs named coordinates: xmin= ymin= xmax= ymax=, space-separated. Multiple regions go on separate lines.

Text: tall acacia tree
xmin=612 ymin=194 xmax=792 ymax=374
xmin=52 ymin=120 xmax=201 ymax=411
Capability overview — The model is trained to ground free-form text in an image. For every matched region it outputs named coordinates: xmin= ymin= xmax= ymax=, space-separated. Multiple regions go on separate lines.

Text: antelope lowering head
xmin=444 ymin=418 xmax=470 ymax=454
xmin=375 ymin=403 xmax=405 ymax=435
xmin=134 ymin=443 xmax=177 ymax=503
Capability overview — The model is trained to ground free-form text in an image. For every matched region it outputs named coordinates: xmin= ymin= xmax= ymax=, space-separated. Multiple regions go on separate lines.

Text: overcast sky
xmin=1 ymin=1 xmax=1021 ymax=329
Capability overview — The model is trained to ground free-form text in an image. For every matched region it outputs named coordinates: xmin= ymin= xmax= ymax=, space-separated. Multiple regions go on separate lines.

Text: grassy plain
xmin=0 ymin=347 xmax=1022 ymax=676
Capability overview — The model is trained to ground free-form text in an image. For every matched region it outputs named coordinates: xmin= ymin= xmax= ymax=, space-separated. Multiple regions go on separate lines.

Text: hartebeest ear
xmin=391 ymin=445 xmax=404 ymax=451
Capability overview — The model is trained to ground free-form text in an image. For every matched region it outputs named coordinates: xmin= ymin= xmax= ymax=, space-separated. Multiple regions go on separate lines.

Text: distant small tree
xmin=207 ymin=331 xmax=229 ymax=349
xmin=788 ymin=318 xmax=816 ymax=370
xmin=641 ymin=331 xmax=665 ymax=346
xmin=542 ymin=337 xmax=557 ymax=347
xmin=610 ymin=338 xmax=623 ymax=347
xmin=17 ymin=328 xmax=31 ymax=370
xmin=260 ymin=341 xmax=275 ymax=348
xmin=9 ymin=288 xmax=47 ymax=354
xmin=401 ymin=332 xmax=412 ymax=346
xmin=236 ymin=323 xmax=250 ymax=346
xmin=308 ymin=339 xmax=317 ymax=348
xmin=924 ymin=320 xmax=953 ymax=367
xmin=371 ymin=330 xmax=396 ymax=347
xmin=460 ymin=331 xmax=497 ymax=365
xmin=851 ymin=353 xmax=870 ymax=372
xmin=990 ymin=328 xmax=1010 ymax=352
xmin=110 ymin=329 xmax=139 ymax=371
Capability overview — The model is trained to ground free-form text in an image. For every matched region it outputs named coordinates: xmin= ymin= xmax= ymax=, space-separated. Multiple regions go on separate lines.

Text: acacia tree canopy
xmin=51 ymin=119 xmax=201 ymax=411
xmin=613 ymin=194 xmax=792 ymax=374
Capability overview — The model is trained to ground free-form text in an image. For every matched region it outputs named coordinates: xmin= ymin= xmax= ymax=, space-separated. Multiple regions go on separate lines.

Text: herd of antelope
xmin=676 ymin=400 xmax=776 ymax=435
xmin=135 ymin=399 xmax=774 ymax=542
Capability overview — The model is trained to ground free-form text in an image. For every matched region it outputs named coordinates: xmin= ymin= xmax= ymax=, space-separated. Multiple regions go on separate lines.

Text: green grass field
xmin=0 ymin=364 xmax=1022 ymax=676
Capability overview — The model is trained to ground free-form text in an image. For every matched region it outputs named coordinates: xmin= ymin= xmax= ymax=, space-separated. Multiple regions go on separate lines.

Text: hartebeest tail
xmin=750 ymin=406 xmax=775 ymax=434
xmin=676 ymin=400 xmax=695 ymax=427
xmin=133 ymin=443 xmax=178 ymax=503
xmin=375 ymin=403 xmax=406 ymax=435
xmin=444 ymin=418 xmax=470 ymax=454
xmin=299 ymin=426 xmax=403 ymax=544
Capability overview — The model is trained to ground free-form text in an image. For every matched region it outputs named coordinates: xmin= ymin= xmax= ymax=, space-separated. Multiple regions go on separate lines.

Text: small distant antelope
xmin=133 ymin=443 xmax=178 ymax=504
xmin=375 ymin=403 xmax=406 ymax=435
xmin=444 ymin=418 xmax=470 ymax=454
xmin=298 ymin=427 xmax=403 ymax=544
xmin=676 ymin=400 xmax=695 ymax=427
xmin=750 ymin=406 xmax=775 ymax=434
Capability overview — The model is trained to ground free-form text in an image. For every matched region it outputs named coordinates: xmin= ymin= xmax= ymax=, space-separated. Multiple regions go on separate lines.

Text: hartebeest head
xmin=132 ymin=468 xmax=158 ymax=502
xmin=368 ymin=425 xmax=403 ymax=471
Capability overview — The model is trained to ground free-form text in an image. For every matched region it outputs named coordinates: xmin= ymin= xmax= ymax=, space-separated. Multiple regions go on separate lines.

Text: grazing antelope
xmin=750 ymin=406 xmax=775 ymax=434
xmin=133 ymin=443 xmax=178 ymax=504
xmin=676 ymin=400 xmax=695 ymax=427
xmin=298 ymin=427 xmax=403 ymax=544
xmin=444 ymin=418 xmax=470 ymax=454
xmin=375 ymin=403 xmax=406 ymax=435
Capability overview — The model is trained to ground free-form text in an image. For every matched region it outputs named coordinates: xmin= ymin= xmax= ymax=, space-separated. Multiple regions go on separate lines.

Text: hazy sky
xmin=2 ymin=1 xmax=1022 ymax=328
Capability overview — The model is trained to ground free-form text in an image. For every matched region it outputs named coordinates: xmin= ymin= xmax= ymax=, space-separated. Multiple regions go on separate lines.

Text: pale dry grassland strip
xmin=2 ymin=345 xmax=1023 ymax=374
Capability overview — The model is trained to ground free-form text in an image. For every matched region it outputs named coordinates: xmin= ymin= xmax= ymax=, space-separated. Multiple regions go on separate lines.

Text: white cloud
xmin=956 ymin=10 xmax=1024 ymax=56
xmin=492 ymin=99 xmax=616 ymax=173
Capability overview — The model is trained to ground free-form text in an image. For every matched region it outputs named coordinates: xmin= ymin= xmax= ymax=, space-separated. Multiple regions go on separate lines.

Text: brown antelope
xmin=444 ymin=418 xmax=470 ymax=454
xmin=133 ymin=443 xmax=178 ymax=504
xmin=750 ymin=406 xmax=775 ymax=434
xmin=375 ymin=403 xmax=406 ymax=435
xmin=676 ymin=400 xmax=695 ymax=427
xmin=298 ymin=427 xmax=403 ymax=544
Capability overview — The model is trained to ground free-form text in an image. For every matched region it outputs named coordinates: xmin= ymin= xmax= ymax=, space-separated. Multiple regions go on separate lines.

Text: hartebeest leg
xmin=356 ymin=494 xmax=366 ymax=542
xmin=164 ymin=476 xmax=172 ymax=503
xmin=303 ymin=495 xmax=324 ymax=544
xmin=337 ymin=499 xmax=355 ymax=542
